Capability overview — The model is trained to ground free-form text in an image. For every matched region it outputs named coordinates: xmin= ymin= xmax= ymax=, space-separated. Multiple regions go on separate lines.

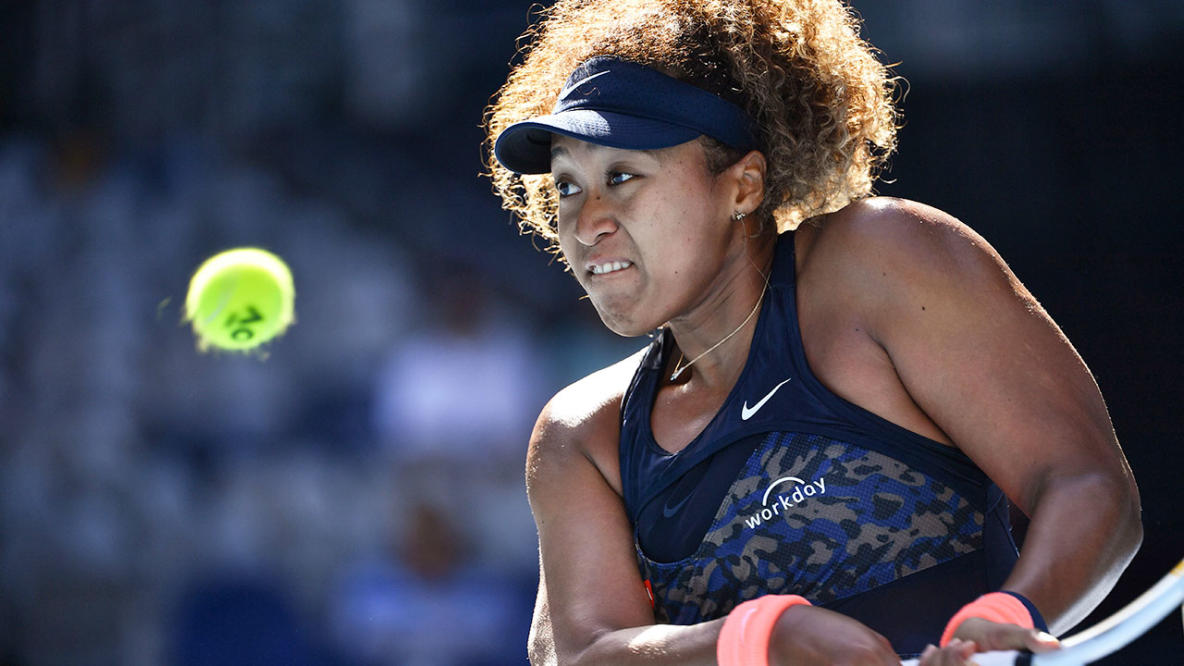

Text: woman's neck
xmin=665 ymin=233 xmax=776 ymax=388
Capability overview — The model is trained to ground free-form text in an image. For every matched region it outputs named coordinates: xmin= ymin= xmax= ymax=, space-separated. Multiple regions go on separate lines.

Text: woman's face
xmin=551 ymin=135 xmax=743 ymax=336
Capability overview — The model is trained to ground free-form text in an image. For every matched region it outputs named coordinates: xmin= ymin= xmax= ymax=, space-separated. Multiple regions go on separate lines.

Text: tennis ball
xmin=184 ymin=247 xmax=295 ymax=352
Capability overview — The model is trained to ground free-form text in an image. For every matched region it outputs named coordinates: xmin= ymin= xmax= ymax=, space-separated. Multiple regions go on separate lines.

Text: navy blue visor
xmin=494 ymin=56 xmax=758 ymax=175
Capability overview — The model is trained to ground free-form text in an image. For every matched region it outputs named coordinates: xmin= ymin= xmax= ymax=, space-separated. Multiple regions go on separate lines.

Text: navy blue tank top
xmin=619 ymin=231 xmax=1021 ymax=657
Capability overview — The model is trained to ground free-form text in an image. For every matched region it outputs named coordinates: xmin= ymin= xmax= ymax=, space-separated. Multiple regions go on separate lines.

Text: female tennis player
xmin=484 ymin=1 xmax=1143 ymax=663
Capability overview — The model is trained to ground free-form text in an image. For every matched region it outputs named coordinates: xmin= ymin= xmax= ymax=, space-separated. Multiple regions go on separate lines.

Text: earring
xmin=732 ymin=211 xmax=747 ymax=221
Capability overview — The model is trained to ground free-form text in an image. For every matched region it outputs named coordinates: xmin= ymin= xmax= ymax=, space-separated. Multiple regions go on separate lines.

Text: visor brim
xmin=494 ymin=109 xmax=702 ymax=175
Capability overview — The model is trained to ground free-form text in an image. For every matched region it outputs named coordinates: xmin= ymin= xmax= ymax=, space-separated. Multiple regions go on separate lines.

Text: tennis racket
xmin=902 ymin=557 xmax=1184 ymax=665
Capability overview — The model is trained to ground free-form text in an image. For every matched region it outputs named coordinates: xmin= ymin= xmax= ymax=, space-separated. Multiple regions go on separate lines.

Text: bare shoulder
xmin=799 ymin=196 xmax=1022 ymax=317
xmin=527 ymin=346 xmax=649 ymax=500
xmin=805 ymin=196 xmax=1002 ymax=271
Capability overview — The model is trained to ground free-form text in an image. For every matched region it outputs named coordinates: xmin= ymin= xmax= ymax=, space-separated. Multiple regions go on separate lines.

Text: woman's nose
xmin=573 ymin=194 xmax=618 ymax=246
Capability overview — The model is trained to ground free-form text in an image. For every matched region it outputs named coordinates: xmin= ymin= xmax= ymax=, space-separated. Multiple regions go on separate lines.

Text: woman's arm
xmin=524 ymin=360 xmax=723 ymax=665
xmin=526 ymin=359 xmax=906 ymax=665
xmin=843 ymin=198 xmax=1142 ymax=636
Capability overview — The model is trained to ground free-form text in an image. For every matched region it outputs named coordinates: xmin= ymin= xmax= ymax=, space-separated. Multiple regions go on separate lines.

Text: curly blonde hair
xmin=483 ymin=0 xmax=900 ymax=256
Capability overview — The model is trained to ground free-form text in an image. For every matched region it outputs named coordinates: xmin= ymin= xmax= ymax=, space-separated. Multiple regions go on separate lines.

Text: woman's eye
xmin=609 ymin=172 xmax=636 ymax=186
xmin=554 ymin=180 xmax=581 ymax=198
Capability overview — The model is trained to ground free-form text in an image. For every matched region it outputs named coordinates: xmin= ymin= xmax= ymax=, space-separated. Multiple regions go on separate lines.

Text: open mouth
xmin=588 ymin=260 xmax=633 ymax=275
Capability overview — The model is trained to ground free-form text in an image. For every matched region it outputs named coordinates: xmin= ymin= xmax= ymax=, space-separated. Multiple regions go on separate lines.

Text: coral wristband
xmin=717 ymin=595 xmax=812 ymax=666
xmin=940 ymin=591 xmax=1035 ymax=646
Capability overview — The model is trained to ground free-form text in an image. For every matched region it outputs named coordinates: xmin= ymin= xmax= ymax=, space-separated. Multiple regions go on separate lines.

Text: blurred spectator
xmin=371 ymin=266 xmax=544 ymax=469
xmin=371 ymin=266 xmax=545 ymax=576
xmin=327 ymin=500 xmax=531 ymax=666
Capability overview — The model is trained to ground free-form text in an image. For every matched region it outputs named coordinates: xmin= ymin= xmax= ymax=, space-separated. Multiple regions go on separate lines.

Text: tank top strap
xmin=619 ymin=327 xmax=673 ymax=519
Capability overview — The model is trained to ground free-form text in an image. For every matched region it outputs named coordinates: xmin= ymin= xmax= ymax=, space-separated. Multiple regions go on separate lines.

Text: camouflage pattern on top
xmin=637 ymin=431 xmax=984 ymax=624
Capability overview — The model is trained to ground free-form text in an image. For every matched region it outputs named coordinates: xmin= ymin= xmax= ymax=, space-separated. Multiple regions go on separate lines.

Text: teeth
xmin=590 ymin=260 xmax=632 ymax=275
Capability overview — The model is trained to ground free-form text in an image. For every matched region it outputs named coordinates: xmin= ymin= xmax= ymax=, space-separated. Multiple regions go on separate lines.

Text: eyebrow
xmin=550 ymin=145 xmax=568 ymax=159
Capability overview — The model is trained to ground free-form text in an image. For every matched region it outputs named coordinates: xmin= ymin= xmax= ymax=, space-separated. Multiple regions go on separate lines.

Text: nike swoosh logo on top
xmin=740 ymin=377 xmax=792 ymax=421
xmin=661 ymin=492 xmax=693 ymax=518
xmin=559 ymin=69 xmax=611 ymax=99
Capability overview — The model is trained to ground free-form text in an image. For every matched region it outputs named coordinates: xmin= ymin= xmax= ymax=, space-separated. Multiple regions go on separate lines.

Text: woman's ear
xmin=730 ymin=149 xmax=767 ymax=216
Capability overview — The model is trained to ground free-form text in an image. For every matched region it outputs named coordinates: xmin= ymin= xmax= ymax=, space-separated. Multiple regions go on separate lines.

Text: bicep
xmin=870 ymin=220 xmax=1134 ymax=512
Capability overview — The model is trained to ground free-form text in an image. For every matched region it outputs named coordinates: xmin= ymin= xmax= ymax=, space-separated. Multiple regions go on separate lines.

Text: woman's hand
xmin=948 ymin=617 xmax=1061 ymax=654
xmin=916 ymin=618 xmax=1061 ymax=666
xmin=916 ymin=639 xmax=977 ymax=665
xmin=769 ymin=605 xmax=900 ymax=665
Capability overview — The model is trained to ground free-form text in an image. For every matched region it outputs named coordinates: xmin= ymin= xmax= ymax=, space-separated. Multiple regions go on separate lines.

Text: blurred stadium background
xmin=0 ymin=1 xmax=1180 ymax=664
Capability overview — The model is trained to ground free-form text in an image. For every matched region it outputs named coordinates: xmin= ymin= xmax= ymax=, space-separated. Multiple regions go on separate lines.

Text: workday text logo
xmin=743 ymin=475 xmax=827 ymax=529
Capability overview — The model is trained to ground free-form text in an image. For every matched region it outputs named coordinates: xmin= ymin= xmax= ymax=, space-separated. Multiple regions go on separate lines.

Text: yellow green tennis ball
xmin=184 ymin=247 xmax=295 ymax=352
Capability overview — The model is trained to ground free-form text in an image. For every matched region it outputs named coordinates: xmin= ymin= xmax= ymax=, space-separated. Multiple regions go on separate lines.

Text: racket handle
xmin=901 ymin=650 xmax=1024 ymax=666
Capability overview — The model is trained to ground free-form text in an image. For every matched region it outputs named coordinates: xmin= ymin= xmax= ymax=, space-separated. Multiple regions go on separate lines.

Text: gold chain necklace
xmin=669 ymin=277 xmax=769 ymax=382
